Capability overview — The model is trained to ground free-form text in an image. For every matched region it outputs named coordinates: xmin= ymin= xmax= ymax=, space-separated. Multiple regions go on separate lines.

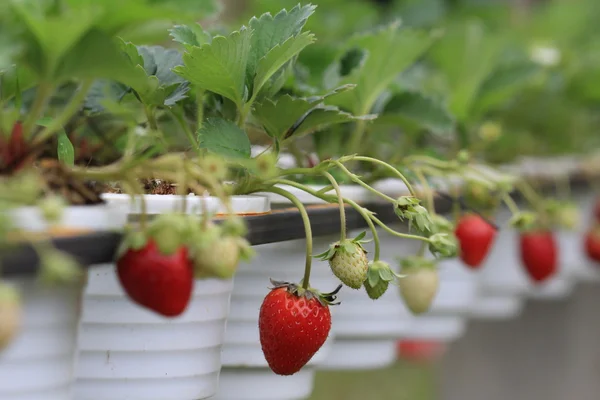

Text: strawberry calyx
xmin=399 ymin=256 xmax=437 ymax=272
xmin=394 ymin=196 xmax=433 ymax=234
xmin=316 ymin=231 xmax=370 ymax=261
xmin=269 ymin=279 xmax=342 ymax=307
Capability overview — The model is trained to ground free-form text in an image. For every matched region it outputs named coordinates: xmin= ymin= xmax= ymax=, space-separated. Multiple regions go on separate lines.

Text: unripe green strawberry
xmin=39 ymin=249 xmax=83 ymax=285
xmin=398 ymin=257 xmax=439 ymax=315
xmin=0 ymin=282 xmax=20 ymax=350
xmin=317 ymin=232 xmax=370 ymax=289
xmin=194 ymin=236 xmax=242 ymax=279
xmin=38 ymin=196 xmax=65 ymax=224
xmin=364 ymin=260 xmax=395 ymax=300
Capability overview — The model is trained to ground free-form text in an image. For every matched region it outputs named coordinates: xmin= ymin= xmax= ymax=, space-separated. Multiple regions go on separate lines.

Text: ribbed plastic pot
xmin=212 ymin=239 xmax=339 ymax=400
xmin=1 ymin=204 xmax=125 ymax=400
xmin=74 ymin=195 xmax=270 ymax=400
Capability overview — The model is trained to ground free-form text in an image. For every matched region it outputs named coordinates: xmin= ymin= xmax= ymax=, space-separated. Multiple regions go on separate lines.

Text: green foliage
xmin=198 ymin=117 xmax=251 ymax=159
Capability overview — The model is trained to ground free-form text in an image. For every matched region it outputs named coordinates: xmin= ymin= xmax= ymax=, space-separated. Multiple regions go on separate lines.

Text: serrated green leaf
xmin=84 ymin=79 xmax=130 ymax=113
xmin=472 ymin=62 xmax=540 ymax=117
xmin=292 ymin=106 xmax=376 ymax=139
xmin=197 ymin=117 xmax=251 ymax=159
xmin=429 ymin=21 xmax=505 ymax=122
xmin=253 ymin=84 xmax=359 ymax=140
xmin=382 ymin=90 xmax=455 ymax=137
xmin=246 ymin=4 xmax=316 ymax=92
xmin=328 ymin=22 xmax=436 ymax=115
xmin=55 ymin=30 xmax=147 ymax=85
xmin=169 ymin=24 xmax=211 ymax=47
xmin=57 ymin=130 xmax=75 ymax=166
xmin=253 ymin=32 xmax=316 ymax=100
xmin=175 ymin=29 xmax=251 ymax=109
xmin=11 ymin=2 xmax=101 ymax=76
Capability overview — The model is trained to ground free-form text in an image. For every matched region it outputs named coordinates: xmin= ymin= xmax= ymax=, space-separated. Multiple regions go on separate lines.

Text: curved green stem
xmin=413 ymin=168 xmax=436 ymax=216
xmin=404 ymin=155 xmax=456 ymax=171
xmin=348 ymin=156 xmax=417 ymax=197
xmin=323 ymin=172 xmax=347 ymax=241
xmin=516 ymin=179 xmax=544 ymax=211
xmin=348 ymin=118 xmax=367 ymax=155
xmin=145 ymin=105 xmax=159 ymax=131
xmin=266 ymin=187 xmax=313 ymax=290
xmin=502 ymin=193 xmax=521 ymax=215
xmin=171 ymin=108 xmax=201 ymax=155
xmin=23 ymin=82 xmax=54 ymax=140
xmin=330 ymin=160 xmax=396 ymax=203
xmin=269 ymin=179 xmax=430 ymax=244
xmin=33 ymin=80 xmax=93 ymax=146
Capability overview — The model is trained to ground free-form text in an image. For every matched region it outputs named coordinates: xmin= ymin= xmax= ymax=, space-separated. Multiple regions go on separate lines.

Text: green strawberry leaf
xmin=174 ymin=28 xmax=252 ymax=110
xmin=57 ymin=130 xmax=75 ymax=166
xmin=327 ymin=22 xmax=437 ymax=115
xmin=291 ymin=106 xmax=376 ymax=139
xmin=381 ymin=90 xmax=455 ymax=137
xmin=197 ymin=117 xmax=251 ymax=159
xmin=253 ymin=84 xmax=357 ymax=139
xmin=472 ymin=61 xmax=541 ymax=118
xmin=169 ymin=23 xmax=211 ymax=48
xmin=0 ymin=65 xmax=37 ymax=102
xmin=252 ymin=31 xmax=316 ymax=100
xmin=429 ymin=21 xmax=505 ymax=122
xmin=246 ymin=4 xmax=316 ymax=94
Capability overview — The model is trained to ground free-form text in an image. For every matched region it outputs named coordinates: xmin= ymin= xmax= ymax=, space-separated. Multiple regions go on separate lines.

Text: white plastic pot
xmin=75 ymin=195 xmax=270 ymax=400
xmin=561 ymin=190 xmax=599 ymax=282
xmin=213 ymin=239 xmax=339 ymax=400
xmin=1 ymin=204 xmax=125 ymax=400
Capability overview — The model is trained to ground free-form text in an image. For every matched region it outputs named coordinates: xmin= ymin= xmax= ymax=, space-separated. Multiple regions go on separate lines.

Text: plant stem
xmin=171 ymin=108 xmax=201 ymax=155
xmin=404 ymin=155 xmax=456 ymax=170
xmin=413 ymin=168 xmax=436 ymax=216
xmin=145 ymin=105 xmax=159 ymax=131
xmin=196 ymin=88 xmax=205 ymax=131
xmin=516 ymin=179 xmax=544 ymax=211
xmin=330 ymin=160 xmax=396 ymax=203
xmin=349 ymin=156 xmax=417 ymax=197
xmin=502 ymin=193 xmax=521 ymax=215
xmin=323 ymin=171 xmax=347 ymax=241
xmin=341 ymin=198 xmax=381 ymax=260
xmin=272 ymin=178 xmax=430 ymax=247
xmin=348 ymin=118 xmax=367 ymax=155
xmin=33 ymin=80 xmax=93 ymax=146
xmin=267 ymin=187 xmax=313 ymax=290
xmin=23 ymin=82 xmax=54 ymax=140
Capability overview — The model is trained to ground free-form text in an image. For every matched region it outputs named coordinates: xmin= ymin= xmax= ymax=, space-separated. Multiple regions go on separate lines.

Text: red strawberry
xmin=519 ymin=231 xmax=558 ymax=283
xmin=584 ymin=226 xmax=600 ymax=263
xmin=117 ymin=238 xmax=194 ymax=317
xmin=454 ymin=214 xmax=497 ymax=269
xmin=259 ymin=280 xmax=340 ymax=376
xmin=1 ymin=122 xmax=31 ymax=172
xmin=397 ymin=340 xmax=446 ymax=363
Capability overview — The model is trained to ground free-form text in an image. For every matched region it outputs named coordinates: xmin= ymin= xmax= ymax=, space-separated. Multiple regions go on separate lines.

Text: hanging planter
xmin=213 ymin=239 xmax=339 ymax=400
xmin=75 ymin=194 xmax=269 ymax=400
xmin=0 ymin=202 xmax=126 ymax=400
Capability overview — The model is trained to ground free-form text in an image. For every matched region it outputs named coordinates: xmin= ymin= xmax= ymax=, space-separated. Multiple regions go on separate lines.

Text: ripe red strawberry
xmin=117 ymin=238 xmax=194 ymax=317
xmin=0 ymin=121 xmax=31 ymax=172
xmin=519 ymin=231 xmax=558 ymax=283
xmin=259 ymin=280 xmax=340 ymax=376
xmin=584 ymin=226 xmax=600 ymax=263
xmin=397 ymin=340 xmax=446 ymax=363
xmin=454 ymin=214 xmax=497 ymax=269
